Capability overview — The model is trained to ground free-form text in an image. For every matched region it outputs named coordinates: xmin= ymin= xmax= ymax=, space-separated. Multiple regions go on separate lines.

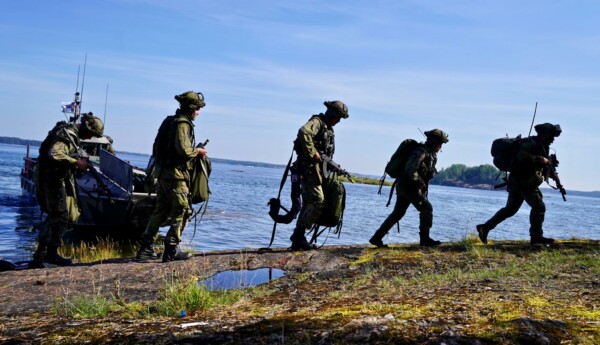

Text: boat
xmin=20 ymin=91 xmax=156 ymax=238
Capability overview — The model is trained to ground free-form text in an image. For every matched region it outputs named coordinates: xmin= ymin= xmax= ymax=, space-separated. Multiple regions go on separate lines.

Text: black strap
xmin=261 ymin=148 xmax=295 ymax=251
xmin=386 ymin=180 xmax=397 ymax=207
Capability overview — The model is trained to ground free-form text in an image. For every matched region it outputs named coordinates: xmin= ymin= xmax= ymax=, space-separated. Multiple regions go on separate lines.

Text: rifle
xmin=546 ymin=153 xmax=567 ymax=201
xmin=62 ymin=128 xmax=113 ymax=201
xmin=319 ymin=153 xmax=354 ymax=183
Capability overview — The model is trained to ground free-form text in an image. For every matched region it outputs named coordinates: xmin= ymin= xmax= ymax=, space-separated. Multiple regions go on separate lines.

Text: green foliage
xmin=153 ymin=276 xmax=243 ymax=317
xmin=431 ymin=164 xmax=500 ymax=186
xmin=53 ymin=294 xmax=111 ymax=318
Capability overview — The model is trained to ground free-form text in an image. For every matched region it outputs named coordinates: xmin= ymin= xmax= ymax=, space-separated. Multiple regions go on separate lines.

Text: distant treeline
xmin=431 ymin=164 xmax=500 ymax=190
xmin=0 ymin=137 xmax=41 ymax=147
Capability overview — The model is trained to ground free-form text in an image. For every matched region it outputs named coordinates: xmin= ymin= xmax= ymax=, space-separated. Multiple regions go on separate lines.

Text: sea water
xmin=0 ymin=143 xmax=598 ymax=261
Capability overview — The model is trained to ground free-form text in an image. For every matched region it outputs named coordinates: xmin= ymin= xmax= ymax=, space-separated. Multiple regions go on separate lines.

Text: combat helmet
xmin=424 ymin=129 xmax=449 ymax=144
xmin=81 ymin=113 xmax=104 ymax=137
xmin=175 ymin=91 xmax=205 ymax=111
xmin=324 ymin=100 xmax=349 ymax=119
xmin=534 ymin=123 xmax=562 ymax=137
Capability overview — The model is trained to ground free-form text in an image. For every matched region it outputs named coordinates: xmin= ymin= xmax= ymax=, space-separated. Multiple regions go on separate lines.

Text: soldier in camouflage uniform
xmin=136 ymin=91 xmax=207 ymax=262
xmin=32 ymin=113 xmax=104 ymax=267
xmin=477 ymin=123 xmax=562 ymax=245
xmin=290 ymin=101 xmax=349 ymax=250
xmin=369 ymin=129 xmax=449 ymax=248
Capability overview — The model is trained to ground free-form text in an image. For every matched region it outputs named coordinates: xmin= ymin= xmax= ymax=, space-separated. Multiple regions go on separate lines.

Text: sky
xmin=1 ymin=0 xmax=599 ymax=191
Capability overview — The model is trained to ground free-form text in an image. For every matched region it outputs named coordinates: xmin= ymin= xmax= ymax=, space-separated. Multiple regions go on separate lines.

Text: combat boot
xmin=290 ymin=228 xmax=315 ymax=251
xmin=29 ymin=244 xmax=47 ymax=269
xmin=476 ymin=224 xmax=490 ymax=244
xmin=531 ymin=235 xmax=555 ymax=245
xmin=419 ymin=230 xmax=441 ymax=247
xmin=44 ymin=246 xmax=73 ymax=266
xmin=136 ymin=239 xmax=158 ymax=261
xmin=369 ymin=229 xmax=389 ymax=248
xmin=162 ymin=238 xmax=193 ymax=262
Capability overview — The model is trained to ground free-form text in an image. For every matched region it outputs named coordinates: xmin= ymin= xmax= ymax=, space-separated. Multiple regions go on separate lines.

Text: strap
xmin=377 ymin=171 xmax=387 ymax=195
xmin=260 ymin=148 xmax=295 ymax=252
xmin=386 ymin=180 xmax=397 ymax=207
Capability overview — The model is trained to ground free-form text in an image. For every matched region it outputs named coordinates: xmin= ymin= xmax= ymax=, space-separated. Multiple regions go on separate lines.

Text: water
xmin=202 ymin=268 xmax=286 ymax=290
xmin=1 ymin=143 xmax=598 ymax=261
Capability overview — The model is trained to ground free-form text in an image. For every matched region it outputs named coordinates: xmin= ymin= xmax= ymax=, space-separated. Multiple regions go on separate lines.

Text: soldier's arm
xmin=49 ymin=140 xmax=78 ymax=166
xmin=297 ymin=118 xmax=322 ymax=160
xmin=515 ymin=140 xmax=547 ymax=168
xmin=405 ymin=147 xmax=427 ymax=185
xmin=174 ymin=122 xmax=198 ymax=159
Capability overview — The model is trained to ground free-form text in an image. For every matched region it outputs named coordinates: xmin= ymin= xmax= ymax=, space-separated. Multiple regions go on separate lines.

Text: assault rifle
xmin=546 ymin=153 xmax=567 ymax=201
xmin=320 ymin=153 xmax=354 ymax=183
xmin=62 ymin=128 xmax=113 ymax=201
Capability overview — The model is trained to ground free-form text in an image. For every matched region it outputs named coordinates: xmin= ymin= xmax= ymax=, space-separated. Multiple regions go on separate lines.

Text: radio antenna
xmin=528 ymin=101 xmax=538 ymax=137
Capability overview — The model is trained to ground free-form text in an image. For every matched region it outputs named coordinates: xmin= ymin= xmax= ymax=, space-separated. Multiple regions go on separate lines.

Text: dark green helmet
xmin=81 ymin=112 xmax=104 ymax=137
xmin=534 ymin=123 xmax=562 ymax=137
xmin=425 ymin=129 xmax=449 ymax=144
xmin=175 ymin=90 xmax=205 ymax=111
xmin=324 ymin=100 xmax=349 ymax=119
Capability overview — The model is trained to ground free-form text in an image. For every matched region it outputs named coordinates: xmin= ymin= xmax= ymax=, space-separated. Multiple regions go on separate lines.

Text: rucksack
xmin=491 ymin=135 xmax=523 ymax=171
xmin=316 ymin=175 xmax=346 ymax=228
xmin=190 ymin=156 xmax=211 ymax=204
xmin=385 ymin=139 xmax=420 ymax=178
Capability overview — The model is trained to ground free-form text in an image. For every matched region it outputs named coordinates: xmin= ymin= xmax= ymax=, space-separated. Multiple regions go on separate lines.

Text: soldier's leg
xmin=524 ymin=189 xmax=553 ymax=244
xmin=137 ymin=181 xmax=170 ymax=261
xmin=410 ymin=193 xmax=439 ymax=247
xmin=477 ymin=187 xmax=524 ymax=243
xmin=291 ymin=183 xmax=324 ymax=250
xmin=163 ymin=180 xmax=193 ymax=262
xmin=370 ymin=191 xmax=411 ymax=247
xmin=43 ymin=185 xmax=72 ymax=266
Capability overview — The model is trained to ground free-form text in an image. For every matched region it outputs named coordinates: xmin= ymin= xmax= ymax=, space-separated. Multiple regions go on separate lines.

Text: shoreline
xmin=1 ymin=239 xmax=598 ymax=344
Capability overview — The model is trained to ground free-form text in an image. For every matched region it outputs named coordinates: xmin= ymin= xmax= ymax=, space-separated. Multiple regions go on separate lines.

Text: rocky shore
xmin=1 ymin=240 xmax=599 ymax=344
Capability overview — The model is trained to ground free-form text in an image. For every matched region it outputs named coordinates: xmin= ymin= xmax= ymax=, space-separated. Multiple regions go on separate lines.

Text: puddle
xmin=202 ymin=268 xmax=286 ymax=290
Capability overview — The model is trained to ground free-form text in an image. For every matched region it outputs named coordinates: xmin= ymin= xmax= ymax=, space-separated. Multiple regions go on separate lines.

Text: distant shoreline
xmin=2 ymin=137 xmax=598 ymax=197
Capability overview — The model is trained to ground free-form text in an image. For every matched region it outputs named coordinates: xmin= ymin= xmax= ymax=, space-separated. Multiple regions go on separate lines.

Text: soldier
xmin=369 ymin=129 xmax=449 ymax=248
xmin=290 ymin=101 xmax=349 ymax=250
xmin=32 ymin=113 xmax=104 ymax=267
xmin=477 ymin=123 xmax=562 ymax=245
xmin=136 ymin=91 xmax=207 ymax=262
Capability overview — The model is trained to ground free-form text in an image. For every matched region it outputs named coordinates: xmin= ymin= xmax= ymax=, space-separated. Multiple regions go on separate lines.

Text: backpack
xmin=316 ymin=175 xmax=346 ymax=228
xmin=491 ymin=135 xmax=522 ymax=171
xmin=385 ymin=139 xmax=419 ymax=178
xmin=190 ymin=156 xmax=211 ymax=204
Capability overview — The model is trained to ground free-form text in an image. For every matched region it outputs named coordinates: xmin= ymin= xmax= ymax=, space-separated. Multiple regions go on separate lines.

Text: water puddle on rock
xmin=201 ymin=268 xmax=286 ymax=290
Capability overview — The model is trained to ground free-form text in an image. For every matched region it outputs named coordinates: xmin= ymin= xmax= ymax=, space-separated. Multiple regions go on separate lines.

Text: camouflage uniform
xmin=370 ymin=129 xmax=448 ymax=247
xmin=477 ymin=123 xmax=562 ymax=244
xmin=34 ymin=114 xmax=104 ymax=266
xmin=290 ymin=101 xmax=348 ymax=250
xmin=138 ymin=91 xmax=205 ymax=262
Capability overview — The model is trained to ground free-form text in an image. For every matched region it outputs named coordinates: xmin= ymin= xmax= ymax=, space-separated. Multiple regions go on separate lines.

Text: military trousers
xmin=482 ymin=183 xmax=546 ymax=237
xmin=142 ymin=179 xmax=191 ymax=245
xmin=295 ymin=178 xmax=325 ymax=231
xmin=37 ymin=178 xmax=72 ymax=247
xmin=374 ymin=183 xmax=433 ymax=237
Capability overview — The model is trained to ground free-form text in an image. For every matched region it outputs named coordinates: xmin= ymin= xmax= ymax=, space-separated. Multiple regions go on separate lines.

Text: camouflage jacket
xmin=37 ymin=122 xmax=80 ymax=179
xmin=509 ymin=136 xmax=549 ymax=189
xmin=154 ymin=112 xmax=197 ymax=181
xmin=294 ymin=114 xmax=335 ymax=166
xmin=398 ymin=143 xmax=437 ymax=191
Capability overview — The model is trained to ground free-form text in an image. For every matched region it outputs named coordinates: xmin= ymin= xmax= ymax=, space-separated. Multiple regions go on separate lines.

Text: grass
xmin=58 ymin=237 xmax=138 ymax=263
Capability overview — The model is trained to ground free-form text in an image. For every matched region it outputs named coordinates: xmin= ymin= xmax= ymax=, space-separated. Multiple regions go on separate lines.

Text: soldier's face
xmin=433 ymin=143 xmax=442 ymax=152
xmin=191 ymin=109 xmax=200 ymax=121
xmin=330 ymin=116 xmax=341 ymax=127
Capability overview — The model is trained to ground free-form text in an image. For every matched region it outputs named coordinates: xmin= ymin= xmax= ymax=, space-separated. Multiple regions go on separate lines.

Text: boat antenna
xmin=418 ymin=128 xmax=426 ymax=138
xmin=527 ymin=101 xmax=538 ymax=137
xmin=103 ymin=84 xmax=109 ymax=125
xmin=80 ymin=53 xmax=88 ymax=115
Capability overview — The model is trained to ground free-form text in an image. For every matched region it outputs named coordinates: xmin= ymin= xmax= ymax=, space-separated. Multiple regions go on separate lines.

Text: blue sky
xmin=1 ymin=1 xmax=599 ymax=191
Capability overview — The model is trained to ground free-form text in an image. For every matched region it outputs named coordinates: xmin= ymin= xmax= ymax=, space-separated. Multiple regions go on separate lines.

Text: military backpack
xmin=316 ymin=175 xmax=346 ymax=228
xmin=490 ymin=135 xmax=523 ymax=172
xmin=385 ymin=139 xmax=420 ymax=178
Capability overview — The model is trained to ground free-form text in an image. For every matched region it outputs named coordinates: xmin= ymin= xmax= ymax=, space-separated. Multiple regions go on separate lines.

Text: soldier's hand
xmin=542 ymin=157 xmax=550 ymax=166
xmin=75 ymin=158 xmax=90 ymax=170
xmin=312 ymin=152 xmax=321 ymax=162
xmin=196 ymin=147 xmax=208 ymax=158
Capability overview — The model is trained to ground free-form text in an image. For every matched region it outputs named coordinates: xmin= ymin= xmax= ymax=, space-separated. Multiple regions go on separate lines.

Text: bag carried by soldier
xmin=384 ymin=139 xmax=419 ymax=179
xmin=308 ymin=174 xmax=347 ymax=245
xmin=190 ymin=156 xmax=211 ymax=204
xmin=490 ymin=135 xmax=523 ymax=172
